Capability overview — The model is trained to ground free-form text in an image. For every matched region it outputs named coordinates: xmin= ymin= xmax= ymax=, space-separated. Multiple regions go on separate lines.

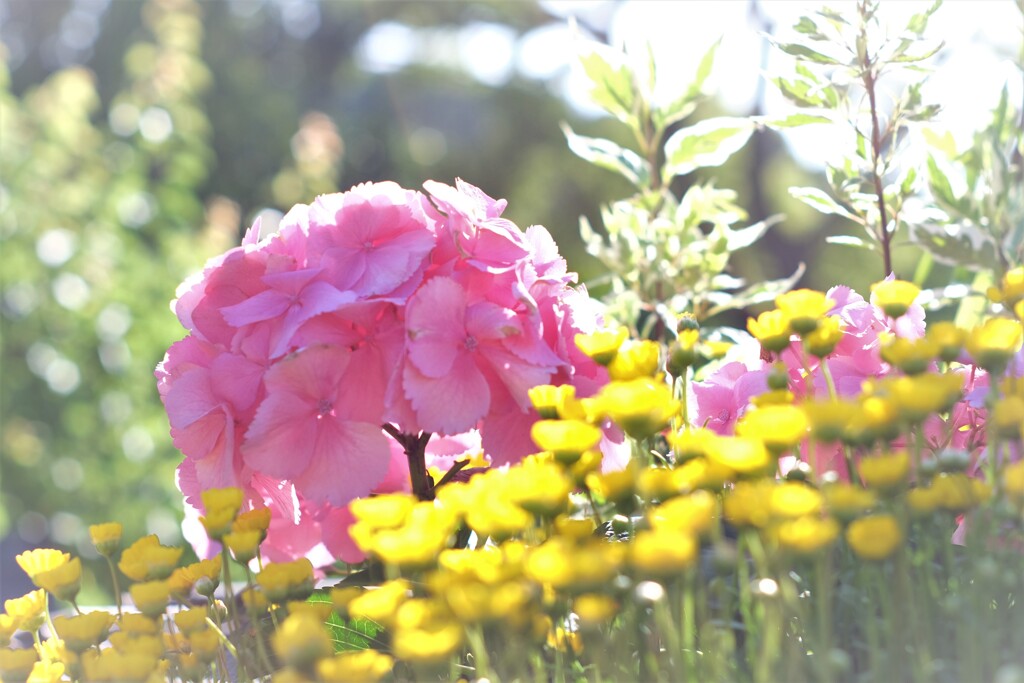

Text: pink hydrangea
xmin=158 ymin=179 xmax=609 ymax=567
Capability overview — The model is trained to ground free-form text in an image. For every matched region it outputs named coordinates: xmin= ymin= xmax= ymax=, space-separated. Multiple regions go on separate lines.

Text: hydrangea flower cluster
xmin=155 ymin=179 xmax=608 ymax=565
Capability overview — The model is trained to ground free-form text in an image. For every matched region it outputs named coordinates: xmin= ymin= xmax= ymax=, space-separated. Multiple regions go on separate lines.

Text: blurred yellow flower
xmin=846 ymin=514 xmax=902 ymax=560
xmin=595 ymin=378 xmax=680 ymax=439
xmin=16 ymin=549 xmax=70 ymax=582
xmin=804 ymin=400 xmax=859 ymax=443
xmin=724 ymin=480 xmax=774 ymax=528
xmin=316 ymin=650 xmax=394 ymax=683
xmin=81 ymin=649 xmax=161 ymax=682
xmin=926 ymin=321 xmax=967 ymax=363
xmin=223 ymin=529 xmax=262 ymax=565
xmin=706 ymin=436 xmax=772 ymax=475
xmin=870 ymin=279 xmax=920 ymax=318
xmin=630 ymin=529 xmax=698 ymax=576
xmin=573 ymin=594 xmax=619 ymax=628
xmin=88 ymin=522 xmax=123 ymax=557
xmin=348 ymin=580 xmax=410 ymax=627
xmin=879 ymin=336 xmax=937 ymax=375
xmin=967 ymin=317 xmax=1023 ymax=373
xmin=667 ymin=428 xmax=717 ymax=462
xmin=637 ymin=467 xmax=677 ymax=502
xmin=117 ymin=613 xmax=161 ymax=636
xmin=199 ymin=506 xmax=237 ymax=541
xmin=528 ymin=384 xmax=583 ymax=420
xmin=392 ymin=599 xmax=464 ymax=664
xmin=172 ymin=606 xmax=209 ymax=636
xmin=648 ymin=490 xmax=717 ymax=537
xmin=748 ymin=309 xmax=792 ymax=353
xmin=673 ymin=457 xmax=732 ymax=492
xmin=736 ymin=405 xmax=808 ymax=455
xmin=0 ymin=648 xmax=39 ymax=682
xmin=931 ymin=473 xmax=991 ymax=512
xmin=188 ymin=628 xmax=221 ymax=663
xmin=822 ymin=483 xmax=877 ymax=521
xmin=990 ymin=395 xmax=1024 ymax=439
xmin=574 ymin=327 xmax=628 ymax=365
xmin=52 ymin=611 xmax=115 ymax=653
xmin=256 ymin=559 xmax=314 ymax=603
xmin=776 ymin=289 xmax=833 ymax=334
xmin=5 ymin=590 xmax=47 ymax=633
xmin=118 ymin=535 xmax=183 ymax=582
xmin=608 ymin=339 xmax=661 ymax=380
xmin=0 ymin=614 xmax=19 ymax=646
xmin=1005 ymin=460 xmax=1024 ymax=506
xmin=27 ymin=659 xmax=64 ymax=683
xmin=803 ymin=316 xmax=844 ymax=357
xmin=272 ymin=612 xmax=333 ymax=669
xmin=33 ymin=556 xmax=82 ymax=603
xmin=769 ymin=482 xmax=823 ymax=519
xmin=530 ymin=419 xmax=602 ymax=464
xmin=858 ymin=451 xmax=911 ymax=492
xmin=350 ymin=494 xmax=415 ymax=529
xmin=128 ymin=580 xmax=171 ymax=618
xmin=667 ymin=329 xmax=701 ymax=376
xmin=200 ymin=486 xmax=244 ymax=518
xmin=776 ymin=516 xmax=840 ymax=555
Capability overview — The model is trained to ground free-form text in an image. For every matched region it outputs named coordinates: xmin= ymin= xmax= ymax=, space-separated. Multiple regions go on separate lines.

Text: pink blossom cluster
xmin=156 ymin=179 xmax=608 ymax=565
xmin=692 ymin=285 xmax=989 ymax=477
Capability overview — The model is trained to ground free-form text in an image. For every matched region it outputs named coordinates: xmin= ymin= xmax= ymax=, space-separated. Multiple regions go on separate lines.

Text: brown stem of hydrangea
xmin=383 ymin=424 xmax=434 ymax=500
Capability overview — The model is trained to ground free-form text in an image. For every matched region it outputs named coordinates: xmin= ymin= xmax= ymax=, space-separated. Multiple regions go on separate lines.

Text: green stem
xmin=105 ymin=556 xmax=123 ymax=619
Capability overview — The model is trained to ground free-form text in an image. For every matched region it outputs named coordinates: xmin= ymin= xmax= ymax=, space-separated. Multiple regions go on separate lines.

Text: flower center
xmin=317 ymin=399 xmax=334 ymax=417
xmin=464 ymin=335 xmax=478 ymax=351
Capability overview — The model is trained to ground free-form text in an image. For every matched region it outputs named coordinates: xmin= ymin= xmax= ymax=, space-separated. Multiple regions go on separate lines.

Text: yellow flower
xmin=525 ymin=538 xmax=622 ymax=592
xmin=117 ymin=613 xmax=161 ymax=636
xmin=843 ymin=396 xmax=899 ymax=445
xmin=200 ymin=487 xmax=244 ymax=518
xmin=879 ymin=336 xmax=938 ymax=375
xmin=846 ymin=514 xmax=902 ymax=560
xmin=118 ymin=535 xmax=184 ymax=582
xmin=5 ymin=590 xmax=47 ymax=633
xmin=108 ymin=632 xmax=163 ymax=659
xmin=272 ymin=612 xmax=333 ymax=670
xmin=0 ymin=614 xmax=19 ymax=647
xmin=172 ymin=607 xmax=209 ymax=636
xmin=233 ymin=508 xmax=272 ymax=539
xmin=391 ymin=599 xmax=464 ymax=664
xmin=630 ymin=529 xmax=698 ymax=576
xmin=364 ymin=504 xmax=456 ymax=569
xmin=316 ymin=651 xmax=394 ymax=682
xmin=871 ymin=279 xmax=920 ymax=318
xmin=187 ymin=628 xmax=221 ymax=663
xmin=881 ymin=373 xmax=963 ymax=423
xmin=348 ymin=580 xmax=410 ymax=628
xmin=904 ymin=485 xmax=940 ymax=516
xmin=926 ymin=322 xmax=967 ymax=363
xmin=33 ymin=557 xmax=82 ymax=603
xmin=595 ymin=378 xmax=680 ymax=439
xmin=672 ymin=457 xmax=732 ymax=492
xmin=735 ymin=405 xmax=808 ymax=455
xmin=1004 ymin=460 xmax=1024 ymax=507
xmin=223 ymin=530 xmax=262 ymax=565
xmin=822 ymin=483 xmax=877 ymax=521
xmin=667 ymin=329 xmax=701 ymax=376
xmin=776 ymin=289 xmax=833 ymax=334
xmin=88 ymin=522 xmax=123 ymax=557
xmin=705 ymin=436 xmax=772 ymax=476
xmin=667 ymin=428 xmax=717 ymax=462
xmin=330 ymin=587 xmax=363 ymax=615
xmin=349 ymin=494 xmax=415 ymax=529
xmin=637 ymin=467 xmax=677 ymax=502
xmin=989 ymin=266 xmax=1024 ymax=307
xmin=724 ymin=480 xmax=773 ymax=528
xmin=748 ymin=309 xmax=792 ymax=353
xmin=775 ymin=516 xmax=840 ymax=556
xmin=128 ymin=580 xmax=170 ymax=618
xmin=930 ymin=473 xmax=990 ymax=512
xmin=0 ymin=648 xmax=39 ymax=682
xmin=530 ymin=419 xmax=602 ymax=465
xmin=528 ymin=384 xmax=584 ymax=420
xmin=286 ymin=600 xmax=333 ymax=622
xmin=199 ymin=506 xmax=237 ymax=541
xmin=967 ymin=317 xmax=1023 ymax=373
xmin=465 ymin=498 xmax=532 ymax=542
xmin=81 ymin=649 xmax=161 ymax=683
xmin=506 ymin=459 xmax=573 ymax=517
xmin=240 ymin=587 xmax=269 ymax=615
xmin=256 ymin=559 xmax=314 ymax=603
xmin=990 ymin=395 xmax=1024 ymax=439
xmin=803 ymin=316 xmax=844 ymax=357
xmin=858 ymin=451 xmax=910 ymax=492
xmin=585 ymin=463 xmax=637 ymax=507
xmin=27 ymin=659 xmax=64 ymax=683
xmin=169 ymin=557 xmax=221 ymax=600
xmin=16 ymin=549 xmax=70 ymax=582
xmin=608 ymin=340 xmax=661 ymax=380
xmin=573 ymin=594 xmax=619 ymax=628
xmin=575 ymin=327 xmax=629 ymax=365
xmin=547 ymin=626 xmax=583 ymax=654
xmin=648 ymin=490 xmax=717 ymax=537
xmin=769 ymin=482 xmax=823 ymax=519
xmin=804 ymin=399 xmax=859 ymax=443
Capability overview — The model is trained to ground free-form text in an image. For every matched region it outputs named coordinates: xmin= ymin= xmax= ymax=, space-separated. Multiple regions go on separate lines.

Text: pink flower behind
xmin=242 ymin=344 xmax=390 ymax=507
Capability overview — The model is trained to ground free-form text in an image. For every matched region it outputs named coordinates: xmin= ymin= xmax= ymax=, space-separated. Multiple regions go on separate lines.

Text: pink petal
xmin=243 ymin=390 xmax=319 ymax=478
xmin=406 ymin=277 xmax=468 ymax=378
xmin=221 ymin=289 xmax=291 ymax=327
xmin=403 ymin=359 xmax=490 ymax=435
xmin=294 ymin=421 xmax=390 ymax=506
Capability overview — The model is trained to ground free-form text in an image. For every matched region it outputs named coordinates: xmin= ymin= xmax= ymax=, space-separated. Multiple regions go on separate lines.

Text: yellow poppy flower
xmin=846 ymin=514 xmax=902 ymax=560
xmin=870 ymin=279 xmax=920 ymax=318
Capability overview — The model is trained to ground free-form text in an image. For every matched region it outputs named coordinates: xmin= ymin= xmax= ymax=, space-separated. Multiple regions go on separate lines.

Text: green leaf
xmin=789 ymin=187 xmax=857 ymax=219
xmin=906 ymin=0 xmax=942 ymax=35
xmin=308 ymin=591 xmax=386 ymax=652
xmin=761 ymin=113 xmax=833 ymax=129
xmin=662 ymin=117 xmax=754 ymax=179
xmin=771 ymin=40 xmax=841 ymax=65
xmin=793 ymin=16 xmax=827 ymax=40
xmin=705 ymin=263 xmax=807 ymax=317
xmin=826 ymin=235 xmax=876 ymax=249
xmin=724 ymin=214 xmax=783 ymax=251
xmin=925 ymin=155 xmax=959 ymax=211
xmin=562 ymin=123 xmax=650 ymax=188
xmin=576 ymin=40 xmax=637 ymax=124
xmin=654 ymin=38 xmax=720 ymax=132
